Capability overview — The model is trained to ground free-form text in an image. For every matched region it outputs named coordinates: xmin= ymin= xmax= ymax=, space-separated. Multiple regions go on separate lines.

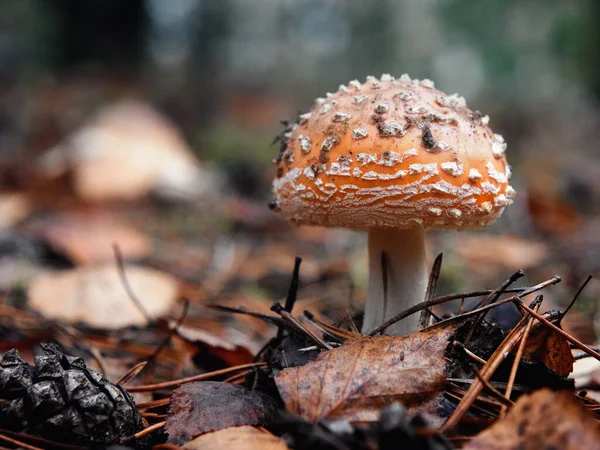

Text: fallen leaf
xmin=28 ymin=264 xmax=178 ymax=328
xmin=275 ymin=324 xmax=458 ymax=423
xmin=166 ymin=382 xmax=278 ymax=444
xmin=35 ymin=212 xmax=151 ymax=265
xmin=36 ymin=100 xmax=222 ymax=201
xmin=464 ymin=389 xmax=600 ymax=450
xmin=0 ymin=193 xmax=30 ymax=229
xmin=521 ymin=324 xmax=574 ymax=377
xmin=172 ymin=322 xmax=255 ymax=367
xmin=183 ymin=426 xmax=289 ymax=450
xmin=571 ymin=354 xmax=600 ymax=388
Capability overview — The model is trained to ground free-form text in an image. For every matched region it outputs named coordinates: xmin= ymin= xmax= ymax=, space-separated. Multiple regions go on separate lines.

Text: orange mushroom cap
xmin=271 ymin=74 xmax=515 ymax=230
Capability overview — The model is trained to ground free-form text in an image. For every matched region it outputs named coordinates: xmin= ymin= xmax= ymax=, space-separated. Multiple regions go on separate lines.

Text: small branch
xmin=472 ymin=366 xmax=514 ymax=408
xmin=517 ymin=301 xmax=600 ymax=363
xmin=500 ymin=296 xmax=542 ymax=418
xmin=126 ymin=362 xmax=267 ymax=392
xmin=271 ymin=303 xmax=332 ymax=350
xmin=208 ymin=305 xmax=286 ymax=327
xmin=278 ymin=257 xmax=302 ymax=340
xmin=133 ymin=421 xmax=166 ymax=440
xmin=113 ymin=244 xmax=154 ymax=324
xmin=0 ymin=433 xmax=43 ymax=450
xmin=117 ymin=361 xmax=148 ymax=386
xmin=418 ymin=253 xmax=443 ymax=330
xmin=463 ymin=270 xmax=525 ymax=345
xmin=381 ymin=251 xmax=389 ymax=325
xmin=558 ymin=275 xmax=592 ymax=325
xmin=426 ymin=276 xmax=561 ymax=332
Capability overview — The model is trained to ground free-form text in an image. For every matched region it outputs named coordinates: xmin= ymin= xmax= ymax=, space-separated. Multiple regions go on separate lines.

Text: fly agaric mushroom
xmin=270 ymin=74 xmax=515 ymax=335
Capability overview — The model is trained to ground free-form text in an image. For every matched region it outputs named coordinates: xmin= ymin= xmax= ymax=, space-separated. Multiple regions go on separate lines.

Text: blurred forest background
xmin=0 ymin=0 xmax=599 ymax=346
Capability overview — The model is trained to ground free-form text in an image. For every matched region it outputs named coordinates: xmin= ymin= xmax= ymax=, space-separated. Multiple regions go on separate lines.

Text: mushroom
xmin=270 ymin=74 xmax=515 ymax=335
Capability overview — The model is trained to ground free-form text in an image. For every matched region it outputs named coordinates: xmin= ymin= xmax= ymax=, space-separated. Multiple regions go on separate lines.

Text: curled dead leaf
xmin=521 ymin=324 xmax=574 ymax=377
xmin=275 ymin=324 xmax=458 ymax=423
xmin=28 ymin=264 xmax=178 ymax=328
xmin=464 ymin=389 xmax=600 ymax=450
xmin=183 ymin=426 xmax=289 ymax=450
xmin=166 ymin=382 xmax=278 ymax=444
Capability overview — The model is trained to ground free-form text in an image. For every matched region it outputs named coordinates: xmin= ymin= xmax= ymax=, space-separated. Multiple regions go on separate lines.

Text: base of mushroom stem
xmin=362 ymin=227 xmax=428 ymax=335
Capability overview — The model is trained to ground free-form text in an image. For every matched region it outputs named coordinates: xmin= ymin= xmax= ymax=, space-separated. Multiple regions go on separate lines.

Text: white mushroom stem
xmin=362 ymin=227 xmax=428 ymax=335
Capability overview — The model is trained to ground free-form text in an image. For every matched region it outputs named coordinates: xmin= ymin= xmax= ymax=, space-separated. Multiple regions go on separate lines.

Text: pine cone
xmin=0 ymin=342 xmax=144 ymax=446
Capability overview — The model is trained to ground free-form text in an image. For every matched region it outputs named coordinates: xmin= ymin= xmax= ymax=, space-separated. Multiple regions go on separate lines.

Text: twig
xmin=207 ymin=304 xmax=285 ymax=327
xmin=149 ymin=299 xmax=190 ymax=368
xmin=463 ymin=270 xmax=525 ymax=345
xmin=117 ymin=361 xmax=148 ymax=386
xmin=418 ymin=253 xmax=443 ymax=330
xmin=133 ymin=421 xmax=166 ymax=439
xmin=425 ymin=276 xmax=561 ymax=332
xmin=558 ymin=275 xmax=592 ymax=325
xmin=113 ymin=244 xmax=154 ymax=324
xmin=500 ymin=296 xmax=542 ymax=418
xmin=0 ymin=429 xmax=84 ymax=450
xmin=517 ymin=301 xmax=600 ymax=363
xmin=126 ymin=362 xmax=267 ymax=392
xmin=0 ymin=433 xmax=43 ymax=450
xmin=442 ymin=309 xmax=535 ymax=431
xmin=303 ymin=310 xmax=359 ymax=341
xmin=453 ymin=341 xmax=487 ymax=365
xmin=381 ymin=251 xmax=389 ymax=325
xmin=370 ymin=276 xmax=559 ymax=336
xmin=271 ymin=303 xmax=332 ymax=350
xmin=136 ymin=398 xmax=171 ymax=410
xmin=472 ymin=366 xmax=514 ymax=407
xmin=345 ymin=309 xmax=360 ymax=334
xmin=468 ymin=270 xmax=525 ymax=313
xmin=278 ymin=257 xmax=302 ymax=340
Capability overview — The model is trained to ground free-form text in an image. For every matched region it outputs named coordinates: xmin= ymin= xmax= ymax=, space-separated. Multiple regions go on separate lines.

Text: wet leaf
xmin=166 ymin=382 xmax=278 ymax=444
xmin=275 ymin=324 xmax=458 ymax=422
xmin=465 ymin=389 xmax=600 ymax=450
xmin=183 ymin=426 xmax=289 ymax=449
xmin=521 ymin=323 xmax=574 ymax=377
xmin=28 ymin=264 xmax=178 ymax=328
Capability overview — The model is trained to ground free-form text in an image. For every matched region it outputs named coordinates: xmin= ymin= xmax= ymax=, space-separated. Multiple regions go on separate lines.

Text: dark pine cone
xmin=0 ymin=342 xmax=144 ymax=446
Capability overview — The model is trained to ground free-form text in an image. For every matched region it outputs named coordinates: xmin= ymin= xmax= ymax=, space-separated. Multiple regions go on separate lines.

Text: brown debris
xmin=464 ymin=389 xmax=600 ymax=450
xmin=28 ymin=264 xmax=179 ymax=328
xmin=183 ymin=426 xmax=289 ymax=450
xmin=521 ymin=324 xmax=575 ymax=377
xmin=275 ymin=324 xmax=458 ymax=422
xmin=166 ymin=382 xmax=278 ymax=444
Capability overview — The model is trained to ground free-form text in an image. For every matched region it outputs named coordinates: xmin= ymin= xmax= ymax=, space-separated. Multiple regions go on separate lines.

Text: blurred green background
xmin=1 ymin=0 xmax=599 ymax=169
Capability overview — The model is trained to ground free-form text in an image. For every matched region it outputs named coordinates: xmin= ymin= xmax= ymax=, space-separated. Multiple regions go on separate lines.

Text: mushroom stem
xmin=363 ymin=227 xmax=428 ymax=335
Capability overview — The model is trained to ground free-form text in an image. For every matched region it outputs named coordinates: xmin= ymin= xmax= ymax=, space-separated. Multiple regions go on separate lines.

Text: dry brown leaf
xmin=35 ymin=212 xmax=151 ymax=265
xmin=0 ymin=192 xmax=31 ymax=229
xmin=275 ymin=324 xmax=458 ymax=423
xmin=521 ymin=324 xmax=574 ymax=377
xmin=28 ymin=264 xmax=178 ymax=328
xmin=166 ymin=382 xmax=278 ymax=444
xmin=464 ymin=389 xmax=600 ymax=450
xmin=172 ymin=322 xmax=255 ymax=366
xmin=183 ymin=426 xmax=289 ymax=450
xmin=37 ymin=101 xmax=220 ymax=201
